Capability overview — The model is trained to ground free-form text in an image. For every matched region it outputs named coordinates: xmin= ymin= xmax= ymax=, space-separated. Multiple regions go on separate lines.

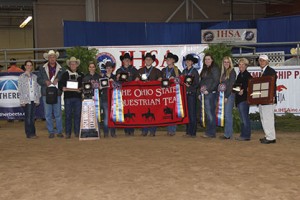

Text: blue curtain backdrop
xmin=64 ymin=15 xmax=300 ymax=54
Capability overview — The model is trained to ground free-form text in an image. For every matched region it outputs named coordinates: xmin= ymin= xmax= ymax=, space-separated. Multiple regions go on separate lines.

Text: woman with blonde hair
xmin=219 ymin=56 xmax=236 ymax=139
xmin=235 ymin=58 xmax=252 ymax=141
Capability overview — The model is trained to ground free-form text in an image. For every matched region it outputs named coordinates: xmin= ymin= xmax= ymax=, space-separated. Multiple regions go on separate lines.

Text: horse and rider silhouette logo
xmin=141 ymin=108 xmax=155 ymax=121
xmin=124 ymin=109 xmax=136 ymax=121
xmin=163 ymin=106 xmax=173 ymax=120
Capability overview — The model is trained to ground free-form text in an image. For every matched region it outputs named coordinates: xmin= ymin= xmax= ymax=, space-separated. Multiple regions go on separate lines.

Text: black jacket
xmin=235 ymin=70 xmax=252 ymax=106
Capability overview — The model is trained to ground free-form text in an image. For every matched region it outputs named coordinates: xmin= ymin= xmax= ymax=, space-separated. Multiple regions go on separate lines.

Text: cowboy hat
xmin=101 ymin=61 xmax=116 ymax=69
xmin=142 ymin=52 xmax=156 ymax=61
xmin=184 ymin=54 xmax=198 ymax=63
xmin=120 ymin=53 xmax=133 ymax=61
xmin=66 ymin=57 xmax=80 ymax=67
xmin=165 ymin=52 xmax=179 ymax=63
xmin=43 ymin=50 xmax=59 ymax=60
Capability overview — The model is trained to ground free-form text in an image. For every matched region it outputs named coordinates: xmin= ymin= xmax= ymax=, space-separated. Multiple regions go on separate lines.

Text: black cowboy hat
xmin=164 ymin=52 xmax=179 ymax=63
xmin=120 ymin=53 xmax=133 ymax=61
xmin=101 ymin=61 xmax=116 ymax=69
xmin=184 ymin=54 xmax=198 ymax=63
xmin=142 ymin=52 xmax=156 ymax=61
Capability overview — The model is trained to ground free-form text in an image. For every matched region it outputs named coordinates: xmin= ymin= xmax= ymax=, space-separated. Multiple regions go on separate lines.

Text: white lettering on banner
xmin=235 ymin=66 xmax=300 ymax=115
xmin=201 ymin=29 xmax=257 ymax=43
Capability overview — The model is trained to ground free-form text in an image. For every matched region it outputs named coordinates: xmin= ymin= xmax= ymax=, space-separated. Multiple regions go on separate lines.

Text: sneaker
xmin=49 ymin=134 xmax=55 ymax=139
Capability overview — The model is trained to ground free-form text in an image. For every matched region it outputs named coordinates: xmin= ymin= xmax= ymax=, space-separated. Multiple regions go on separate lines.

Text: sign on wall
xmin=201 ymin=29 xmax=257 ymax=44
xmin=92 ymin=44 xmax=208 ymax=73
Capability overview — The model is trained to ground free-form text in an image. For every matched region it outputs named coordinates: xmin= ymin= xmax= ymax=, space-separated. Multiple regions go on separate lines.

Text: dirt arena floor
xmin=0 ymin=120 xmax=299 ymax=200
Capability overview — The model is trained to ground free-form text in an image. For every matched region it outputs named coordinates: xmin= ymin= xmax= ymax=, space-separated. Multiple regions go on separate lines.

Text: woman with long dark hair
xmin=199 ymin=53 xmax=220 ymax=138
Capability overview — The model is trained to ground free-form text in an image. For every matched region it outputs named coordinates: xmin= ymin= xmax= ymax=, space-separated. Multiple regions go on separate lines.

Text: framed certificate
xmin=247 ymin=76 xmax=275 ymax=105
xmin=66 ymin=81 xmax=78 ymax=89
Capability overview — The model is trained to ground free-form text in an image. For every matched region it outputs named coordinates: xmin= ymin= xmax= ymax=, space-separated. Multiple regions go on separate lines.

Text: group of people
xmin=17 ymin=49 xmax=277 ymax=144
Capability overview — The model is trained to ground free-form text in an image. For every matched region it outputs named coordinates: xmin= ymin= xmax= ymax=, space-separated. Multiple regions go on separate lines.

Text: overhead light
xmin=19 ymin=16 xmax=32 ymax=28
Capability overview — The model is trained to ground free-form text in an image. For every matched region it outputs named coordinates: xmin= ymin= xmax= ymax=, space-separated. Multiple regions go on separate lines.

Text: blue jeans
xmin=186 ymin=93 xmax=197 ymax=136
xmin=224 ymin=94 xmax=235 ymax=138
xmin=101 ymin=101 xmax=115 ymax=136
xmin=23 ymin=101 xmax=36 ymax=138
xmin=237 ymin=101 xmax=251 ymax=139
xmin=64 ymin=98 xmax=82 ymax=136
xmin=42 ymin=96 xmax=63 ymax=134
xmin=167 ymin=125 xmax=176 ymax=134
xmin=142 ymin=127 xmax=157 ymax=135
xmin=124 ymin=128 xmax=134 ymax=135
xmin=204 ymin=93 xmax=217 ymax=137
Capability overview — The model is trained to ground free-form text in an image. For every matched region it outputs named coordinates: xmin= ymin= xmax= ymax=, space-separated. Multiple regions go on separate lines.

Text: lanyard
xmin=166 ymin=67 xmax=174 ymax=78
xmin=144 ymin=66 xmax=153 ymax=78
xmin=185 ymin=67 xmax=194 ymax=75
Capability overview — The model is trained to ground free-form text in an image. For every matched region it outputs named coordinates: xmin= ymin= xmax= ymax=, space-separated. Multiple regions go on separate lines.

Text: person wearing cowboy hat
xmin=37 ymin=50 xmax=65 ymax=138
xmin=199 ymin=53 xmax=220 ymax=138
xmin=283 ymin=47 xmax=300 ymax=66
xmin=100 ymin=61 xmax=116 ymax=138
xmin=116 ymin=52 xmax=139 ymax=136
xmin=162 ymin=52 xmax=181 ymax=136
xmin=258 ymin=55 xmax=277 ymax=144
xmin=58 ymin=57 xmax=84 ymax=139
xmin=182 ymin=54 xmax=200 ymax=138
xmin=138 ymin=52 xmax=162 ymax=137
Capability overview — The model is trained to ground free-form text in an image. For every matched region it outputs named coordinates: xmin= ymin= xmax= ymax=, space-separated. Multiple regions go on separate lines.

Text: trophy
xmin=161 ymin=78 xmax=170 ymax=88
xmin=184 ymin=75 xmax=194 ymax=85
xmin=119 ymin=72 xmax=129 ymax=82
xmin=100 ymin=78 xmax=109 ymax=88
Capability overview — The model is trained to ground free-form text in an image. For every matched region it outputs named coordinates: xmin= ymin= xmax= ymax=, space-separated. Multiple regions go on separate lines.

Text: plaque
xmin=83 ymin=82 xmax=93 ymax=99
xmin=184 ymin=75 xmax=194 ymax=85
xmin=119 ymin=72 xmax=129 ymax=82
xmin=247 ymin=76 xmax=275 ymax=105
xmin=161 ymin=78 xmax=170 ymax=88
xmin=100 ymin=78 xmax=109 ymax=88
xmin=232 ymin=83 xmax=242 ymax=93
xmin=66 ymin=80 xmax=78 ymax=89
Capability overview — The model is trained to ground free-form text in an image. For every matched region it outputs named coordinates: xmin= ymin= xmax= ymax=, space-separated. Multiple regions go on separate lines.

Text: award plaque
xmin=83 ymin=82 xmax=93 ymax=98
xmin=161 ymin=78 xmax=170 ymax=88
xmin=184 ymin=75 xmax=194 ymax=85
xmin=79 ymin=99 xmax=100 ymax=140
xmin=119 ymin=72 xmax=129 ymax=82
xmin=100 ymin=78 xmax=109 ymax=88
xmin=66 ymin=80 xmax=79 ymax=89
xmin=232 ymin=83 xmax=242 ymax=93
xmin=247 ymin=76 xmax=275 ymax=105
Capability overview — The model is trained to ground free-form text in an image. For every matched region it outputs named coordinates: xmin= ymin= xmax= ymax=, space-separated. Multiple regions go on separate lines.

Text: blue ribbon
xmin=175 ymin=82 xmax=184 ymax=118
xmin=94 ymin=88 xmax=101 ymax=122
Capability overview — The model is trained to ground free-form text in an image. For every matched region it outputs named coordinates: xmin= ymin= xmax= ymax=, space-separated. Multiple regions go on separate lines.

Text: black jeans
xmin=186 ymin=93 xmax=197 ymax=136
xmin=23 ymin=101 xmax=36 ymax=138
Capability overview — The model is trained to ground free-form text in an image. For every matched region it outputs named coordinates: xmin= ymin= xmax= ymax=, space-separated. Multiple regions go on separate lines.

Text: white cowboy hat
xmin=290 ymin=48 xmax=299 ymax=55
xmin=43 ymin=50 xmax=59 ymax=60
xmin=66 ymin=56 xmax=80 ymax=67
xmin=259 ymin=54 xmax=269 ymax=61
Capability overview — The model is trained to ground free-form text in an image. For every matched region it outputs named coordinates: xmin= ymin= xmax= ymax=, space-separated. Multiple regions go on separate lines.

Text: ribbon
xmin=174 ymin=78 xmax=184 ymax=118
xmin=93 ymin=88 xmax=101 ymax=122
xmin=111 ymin=82 xmax=124 ymax=122
xmin=199 ymin=86 xmax=206 ymax=127
xmin=216 ymin=83 xmax=226 ymax=127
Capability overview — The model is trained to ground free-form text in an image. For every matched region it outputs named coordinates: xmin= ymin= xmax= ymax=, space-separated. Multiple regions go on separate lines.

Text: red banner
xmin=108 ymin=79 xmax=189 ymax=128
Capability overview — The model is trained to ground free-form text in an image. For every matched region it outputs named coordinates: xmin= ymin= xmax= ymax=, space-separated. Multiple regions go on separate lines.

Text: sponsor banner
xmin=201 ymin=29 xmax=257 ymax=43
xmin=0 ymin=72 xmax=44 ymax=120
xmin=92 ymin=44 xmax=208 ymax=73
xmin=107 ymin=79 xmax=189 ymax=128
xmin=235 ymin=66 xmax=300 ymax=115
